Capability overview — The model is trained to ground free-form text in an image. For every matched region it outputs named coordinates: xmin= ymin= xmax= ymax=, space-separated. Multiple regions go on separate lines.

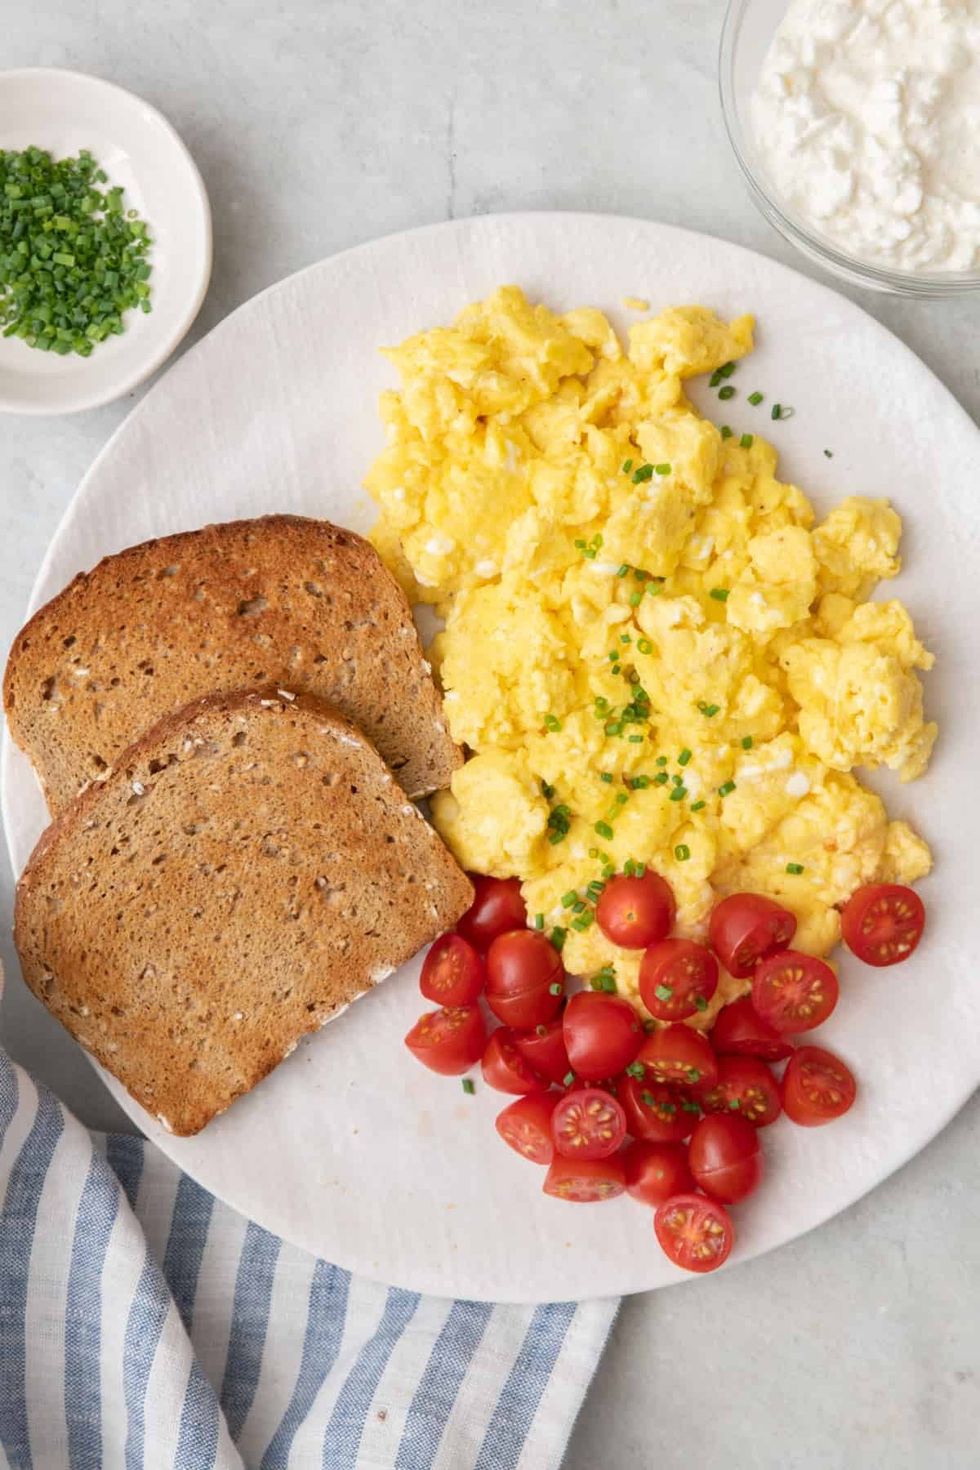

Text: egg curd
xmin=366 ymin=287 xmax=936 ymax=1024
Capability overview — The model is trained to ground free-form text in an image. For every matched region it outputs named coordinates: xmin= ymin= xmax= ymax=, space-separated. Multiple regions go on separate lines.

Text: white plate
xmin=3 ymin=214 xmax=978 ymax=1301
xmin=0 ymin=68 xmax=211 ymax=415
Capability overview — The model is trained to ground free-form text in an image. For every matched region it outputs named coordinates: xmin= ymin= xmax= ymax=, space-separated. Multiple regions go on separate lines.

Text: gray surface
xmin=1 ymin=3 xmax=977 ymax=1465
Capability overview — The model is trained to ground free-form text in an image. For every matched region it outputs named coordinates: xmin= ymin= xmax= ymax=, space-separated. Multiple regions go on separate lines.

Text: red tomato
xmin=709 ymin=893 xmax=798 ymax=978
xmin=552 ymin=1087 xmax=627 ymax=1161
xmin=513 ymin=1018 xmax=571 ymax=1086
xmin=752 ymin=950 xmax=839 ymax=1033
xmin=596 ymin=872 xmax=676 ymax=950
xmin=698 ymin=1055 xmax=781 ymax=1127
xmin=842 ymin=883 xmax=925 ymax=967
xmin=563 ymin=992 xmax=644 ymax=1080
xmin=639 ymin=939 xmax=719 ymax=1021
xmin=481 ymin=1029 xmax=546 ymax=1095
xmin=543 ymin=1155 xmax=626 ymax=1203
xmin=495 ymin=1093 xmax=560 ymax=1165
xmin=622 ymin=1141 xmax=695 ymax=1206
xmin=404 ymin=1006 xmax=487 ymax=1076
xmin=709 ymin=996 xmax=794 ymax=1063
xmin=782 ymin=1045 xmax=857 ymax=1126
xmin=456 ymin=875 xmax=527 ymax=951
xmin=485 ymin=930 xmax=564 ymax=1029
xmin=638 ymin=1024 xmax=718 ymax=1091
xmin=617 ymin=1074 xmax=701 ymax=1142
xmin=420 ymin=933 xmax=485 ymax=1007
xmin=688 ymin=1114 xmax=764 ymax=1203
xmin=654 ymin=1194 xmax=734 ymax=1274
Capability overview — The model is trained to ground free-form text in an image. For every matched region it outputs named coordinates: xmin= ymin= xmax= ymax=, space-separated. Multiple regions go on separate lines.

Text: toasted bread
xmin=14 ymin=688 xmax=473 ymax=1135
xmin=3 ymin=515 xmax=460 ymax=810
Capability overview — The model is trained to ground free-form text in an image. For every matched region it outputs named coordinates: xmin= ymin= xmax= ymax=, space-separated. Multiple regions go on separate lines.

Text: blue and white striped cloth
xmin=0 ymin=1047 xmax=617 ymax=1469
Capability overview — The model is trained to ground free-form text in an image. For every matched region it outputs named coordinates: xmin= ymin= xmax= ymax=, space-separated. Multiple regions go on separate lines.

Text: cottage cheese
xmin=751 ymin=0 xmax=980 ymax=272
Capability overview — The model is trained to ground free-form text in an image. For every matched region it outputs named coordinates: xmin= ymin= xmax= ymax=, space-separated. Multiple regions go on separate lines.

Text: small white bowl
xmin=0 ymin=68 xmax=212 ymax=414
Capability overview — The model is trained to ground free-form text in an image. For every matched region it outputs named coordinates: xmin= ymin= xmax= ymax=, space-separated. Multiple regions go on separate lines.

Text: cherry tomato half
xmin=404 ymin=1006 xmax=487 ymax=1076
xmin=495 ymin=1093 xmax=560 ymax=1165
xmin=552 ymin=1087 xmax=627 ymax=1160
xmin=710 ymin=996 xmax=794 ymax=1063
xmin=543 ymin=1155 xmax=626 ymax=1203
xmin=617 ymin=1074 xmax=700 ymax=1143
xmin=688 ymin=1114 xmax=764 ymax=1204
xmin=638 ymin=1024 xmax=718 ymax=1091
xmin=596 ymin=871 xmax=676 ymax=950
xmin=420 ymin=933 xmax=485 ymax=1007
xmin=709 ymin=893 xmax=797 ymax=978
xmin=481 ymin=1029 xmax=546 ymax=1095
xmin=486 ymin=930 xmax=565 ymax=1029
xmin=563 ymin=992 xmax=644 ymax=1080
xmin=782 ymin=1045 xmax=857 ymax=1126
xmin=456 ymin=875 xmax=527 ymax=951
xmin=654 ymin=1194 xmax=734 ymax=1274
xmin=513 ymin=1017 xmax=571 ymax=1086
xmin=752 ymin=950 xmax=839 ymax=1034
xmin=698 ymin=1055 xmax=781 ymax=1127
xmin=622 ymin=1141 xmax=695 ymax=1206
xmin=842 ymin=883 xmax=925 ymax=967
xmin=639 ymin=939 xmax=719 ymax=1022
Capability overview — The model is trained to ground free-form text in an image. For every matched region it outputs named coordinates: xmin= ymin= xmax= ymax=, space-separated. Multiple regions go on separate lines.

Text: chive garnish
xmin=690 ymin=800 xmax=706 ymax=812
xmin=740 ymin=433 xmax=753 ymax=449
xmin=786 ymin=862 xmax=805 ymax=875
xmin=718 ymin=386 xmax=736 ymax=401
xmin=678 ymin=748 xmax=692 ymax=766
xmin=720 ymin=425 xmax=733 ymax=439
xmin=669 ymin=786 xmax=687 ymax=802
xmin=718 ymin=780 xmax=737 ymax=797
xmin=632 ymin=464 xmax=654 ymax=483
xmin=655 ymin=463 xmax=671 ymax=476
xmin=675 ymin=844 xmax=691 ymax=861
xmin=461 ymin=1078 xmax=475 ymax=1095
xmin=594 ymin=821 xmax=614 ymax=840
xmin=709 ymin=587 xmax=730 ymax=602
xmin=748 ymin=391 xmax=764 ymax=405
xmin=544 ymin=714 xmax=562 ymax=732
xmin=742 ymin=735 xmax=753 ymax=749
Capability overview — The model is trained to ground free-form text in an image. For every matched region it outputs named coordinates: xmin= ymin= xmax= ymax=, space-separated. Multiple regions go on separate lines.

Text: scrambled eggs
xmin=366 ymin=287 xmax=935 ymax=1022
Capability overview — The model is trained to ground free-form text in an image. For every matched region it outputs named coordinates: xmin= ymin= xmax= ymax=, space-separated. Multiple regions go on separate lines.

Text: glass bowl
xmin=720 ymin=0 xmax=980 ymax=297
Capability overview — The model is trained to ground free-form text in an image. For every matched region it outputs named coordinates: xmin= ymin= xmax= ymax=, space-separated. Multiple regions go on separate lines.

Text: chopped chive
xmin=604 ymin=721 xmax=623 ymax=737
xmin=461 ymin=1077 xmax=475 ymax=1094
xmin=600 ymin=771 xmax=614 ymax=783
xmin=655 ymin=984 xmax=674 ymax=1002
xmin=720 ymin=425 xmax=733 ymax=440
xmin=718 ymin=385 xmax=736 ymax=401
xmin=653 ymin=772 xmax=669 ymax=786
xmin=656 ymin=756 xmax=669 ymax=766
xmin=740 ymin=433 xmax=754 ymax=449
xmin=824 ymin=448 xmax=833 ymax=458
xmin=629 ymin=775 xmax=650 ymax=790
xmin=786 ymin=862 xmax=805 ymax=875
xmin=681 ymin=1098 xmax=701 ymax=1114
xmin=690 ymin=799 xmax=706 ymax=812
xmin=628 ymin=591 xmax=642 ymax=607
xmin=719 ymin=361 xmax=736 ymax=379
xmin=540 ymin=780 xmax=556 ymax=800
xmin=636 ymin=862 xmax=647 ymax=877
xmin=572 ymin=900 xmax=587 ymax=914
xmin=632 ymin=464 xmax=654 ymax=483
xmin=572 ymin=914 xmax=594 ymax=932
xmin=694 ymin=996 xmax=709 ymax=1012
xmin=601 ymin=863 xmax=615 ymax=878
xmin=698 ymin=702 xmax=720 ymax=717
xmin=594 ymin=697 xmax=610 ymax=714
xmin=742 ymin=735 xmax=753 ymax=749
xmin=620 ymin=633 xmax=631 ymax=644
xmin=718 ymin=780 xmax=737 ymax=797
xmin=709 ymin=369 xmax=723 ymax=388
xmin=671 ymin=774 xmax=683 ymax=786
xmin=622 ymin=458 xmax=634 ymax=473
xmin=772 ymin=403 xmax=795 ymax=421
xmin=637 ymin=638 xmax=653 ymax=654
xmin=534 ymin=913 xmax=545 ymax=929
xmin=625 ymin=1060 xmax=645 ymax=1079
xmin=729 ymin=1098 xmax=741 ymax=1110
xmin=669 ymin=786 xmax=687 ymax=802
xmin=561 ymin=890 xmax=578 ymax=908
xmin=616 ymin=563 xmax=630 ymax=578
xmin=628 ymin=734 xmax=644 ymax=743
xmin=612 ymin=664 xmax=621 ymax=675
xmin=709 ymin=587 xmax=730 ymax=602
xmin=675 ymin=844 xmax=691 ymax=861
xmin=595 ymin=821 xmax=614 ymax=840
xmin=678 ymin=748 xmax=692 ymax=766
xmin=748 ymin=391 xmax=764 ymax=406
xmin=655 ymin=463 xmax=671 ymax=476
xmin=549 ymin=981 xmax=564 ymax=995
xmin=614 ymin=792 xmax=629 ymax=806
xmin=551 ymin=927 xmax=567 ymax=952
xmin=544 ymin=714 xmax=562 ymax=732
xmin=563 ymin=1071 xmax=576 ymax=1087
xmin=546 ymin=804 xmax=572 ymax=844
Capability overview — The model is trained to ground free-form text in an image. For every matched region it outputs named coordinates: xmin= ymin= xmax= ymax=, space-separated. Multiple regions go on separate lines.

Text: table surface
xmin=2 ymin=3 xmax=978 ymax=1465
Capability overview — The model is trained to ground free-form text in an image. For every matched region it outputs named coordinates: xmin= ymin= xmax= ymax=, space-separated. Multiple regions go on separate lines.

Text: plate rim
xmin=3 ymin=210 xmax=979 ymax=1299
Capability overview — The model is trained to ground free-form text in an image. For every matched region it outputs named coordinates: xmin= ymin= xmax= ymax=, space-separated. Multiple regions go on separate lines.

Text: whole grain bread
xmin=14 ymin=688 xmax=473 ymax=1135
xmin=3 ymin=515 xmax=460 ymax=810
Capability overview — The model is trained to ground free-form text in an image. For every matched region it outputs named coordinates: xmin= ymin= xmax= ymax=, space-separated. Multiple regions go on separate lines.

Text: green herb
xmin=544 ymin=714 xmax=562 ymax=732
xmin=656 ymin=755 xmax=669 ymax=766
xmin=637 ymin=637 xmax=653 ymax=655
xmin=549 ymin=981 xmax=564 ymax=996
xmin=595 ymin=820 xmax=614 ymax=840
xmin=629 ymin=775 xmax=650 ymax=790
xmin=671 ymin=774 xmax=683 ymax=786
xmin=681 ymin=1099 xmax=701 ymax=1114
xmin=540 ymin=780 xmax=556 ymax=800
xmin=669 ymin=786 xmax=687 ymax=802
xmin=719 ymin=361 xmax=736 ymax=379
xmin=690 ymin=799 xmax=706 ymax=812
xmin=720 ymin=425 xmax=733 ymax=440
xmin=709 ymin=587 xmax=730 ymax=602
xmin=591 ymin=966 xmax=618 ymax=993
xmin=772 ymin=403 xmax=794 ymax=421
xmin=594 ymin=697 xmax=610 ymax=714
xmin=654 ymin=984 xmax=673 ymax=1002
xmin=786 ymin=862 xmax=805 ymax=875
xmin=572 ymin=900 xmax=587 ymax=914
xmin=709 ymin=369 xmax=724 ymax=388
xmin=674 ymin=844 xmax=691 ymax=861
xmin=600 ymin=771 xmax=614 ymax=783
xmin=824 ymin=448 xmax=833 ymax=458
xmin=729 ymin=1098 xmax=741 ymax=1110
xmin=604 ymin=720 xmax=623 ymax=737
xmin=742 ymin=735 xmax=753 ymax=749
xmin=628 ymin=591 xmax=642 ymax=607
xmin=748 ymin=391 xmax=764 ymax=406
xmin=628 ymin=733 xmax=643 ymax=743
xmin=653 ymin=772 xmax=669 ymax=786
xmin=694 ymin=996 xmax=708 ymax=1012
xmin=687 ymin=1068 xmax=702 ymax=1084
xmin=625 ymin=1060 xmax=646 ymax=1079
xmin=534 ymin=913 xmax=545 ymax=930
xmin=718 ymin=780 xmax=737 ymax=797
xmin=616 ymin=563 xmax=630 ymax=578
xmin=547 ymin=804 xmax=572 ymax=844
xmin=0 ymin=146 xmax=153 ymax=357
xmin=655 ymin=463 xmax=671 ymax=476
xmin=740 ymin=434 xmax=754 ymax=449
xmin=620 ymin=632 xmax=631 ymax=644
xmin=586 ymin=879 xmax=606 ymax=902
xmin=561 ymin=890 xmax=578 ymax=908
xmin=563 ymin=1071 xmax=576 ymax=1087
xmin=461 ymin=1078 xmax=475 ymax=1095
xmin=632 ymin=463 xmax=654 ymax=483
xmin=718 ymin=385 xmax=736 ymax=401
xmin=622 ymin=458 xmax=634 ymax=473
xmin=678 ymin=748 xmax=692 ymax=766
xmin=551 ymin=927 xmax=568 ymax=952
xmin=698 ymin=702 xmax=720 ymax=718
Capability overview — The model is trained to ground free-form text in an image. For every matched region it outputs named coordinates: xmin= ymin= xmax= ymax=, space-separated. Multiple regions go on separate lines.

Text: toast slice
xmin=14 ymin=688 xmax=473 ymax=1135
xmin=3 ymin=515 xmax=461 ymax=811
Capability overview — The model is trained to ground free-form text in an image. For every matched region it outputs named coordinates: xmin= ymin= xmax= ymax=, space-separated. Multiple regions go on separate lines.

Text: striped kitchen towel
xmin=0 ymin=1047 xmax=617 ymax=1469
